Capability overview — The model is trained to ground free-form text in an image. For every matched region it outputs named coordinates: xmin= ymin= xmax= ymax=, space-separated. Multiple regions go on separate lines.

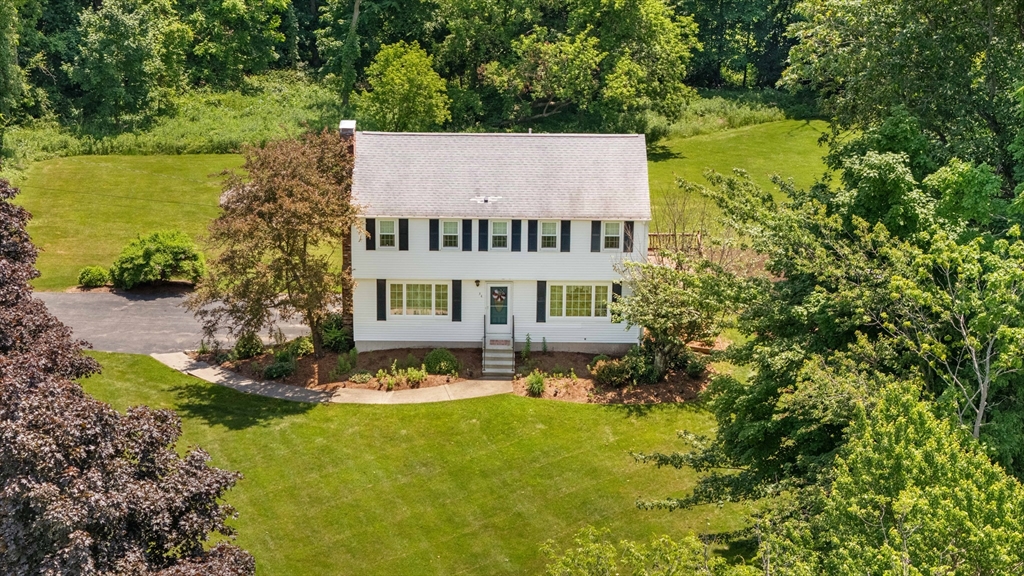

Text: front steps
xmin=482 ymin=339 xmax=515 ymax=377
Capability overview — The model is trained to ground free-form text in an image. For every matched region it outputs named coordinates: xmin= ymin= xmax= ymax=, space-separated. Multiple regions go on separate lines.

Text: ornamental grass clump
xmin=526 ymin=370 xmax=546 ymax=397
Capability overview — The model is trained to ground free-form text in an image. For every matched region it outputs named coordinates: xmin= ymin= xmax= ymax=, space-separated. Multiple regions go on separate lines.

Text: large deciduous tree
xmin=0 ymin=0 xmax=22 ymax=121
xmin=785 ymin=0 xmax=1024 ymax=184
xmin=355 ymin=40 xmax=451 ymax=132
xmin=67 ymin=0 xmax=191 ymax=123
xmin=761 ymin=383 xmax=1024 ymax=575
xmin=188 ymin=129 xmax=358 ymax=362
xmin=0 ymin=178 xmax=253 ymax=575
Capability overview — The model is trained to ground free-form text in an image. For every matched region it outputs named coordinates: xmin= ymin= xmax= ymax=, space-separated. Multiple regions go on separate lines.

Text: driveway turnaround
xmin=152 ymin=352 xmax=513 ymax=405
xmin=38 ymin=292 xmax=308 ymax=354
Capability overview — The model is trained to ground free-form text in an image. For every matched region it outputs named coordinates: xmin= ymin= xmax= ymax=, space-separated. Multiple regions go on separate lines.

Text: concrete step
xmin=482 ymin=367 xmax=515 ymax=376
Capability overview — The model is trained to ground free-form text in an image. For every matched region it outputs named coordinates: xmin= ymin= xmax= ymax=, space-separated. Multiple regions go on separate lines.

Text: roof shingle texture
xmin=352 ymin=132 xmax=652 ymax=220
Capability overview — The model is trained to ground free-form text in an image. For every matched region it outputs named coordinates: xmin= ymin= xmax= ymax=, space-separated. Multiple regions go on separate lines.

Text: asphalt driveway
xmin=38 ymin=292 xmax=309 ymax=354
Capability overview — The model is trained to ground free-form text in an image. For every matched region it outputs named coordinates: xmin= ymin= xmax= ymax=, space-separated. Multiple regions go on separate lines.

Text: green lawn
xmin=81 ymin=352 xmax=750 ymax=575
xmin=14 ymin=154 xmax=242 ymax=290
xmin=648 ymin=119 xmax=830 ymax=229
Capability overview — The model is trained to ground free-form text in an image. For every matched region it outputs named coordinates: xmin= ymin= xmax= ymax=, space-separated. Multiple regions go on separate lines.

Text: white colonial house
xmin=348 ymin=127 xmax=650 ymax=375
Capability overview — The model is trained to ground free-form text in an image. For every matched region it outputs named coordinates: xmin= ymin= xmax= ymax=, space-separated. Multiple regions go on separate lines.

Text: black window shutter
xmin=398 ymin=219 xmax=409 ymax=251
xmin=623 ymin=221 xmax=634 ymax=252
xmin=366 ymin=218 xmax=376 ymax=250
xmin=611 ymin=282 xmax=622 ymax=323
xmin=527 ymin=220 xmax=538 ymax=252
xmin=479 ymin=219 xmax=489 ymax=251
xmin=429 ymin=219 xmax=439 ymax=251
xmin=537 ymin=280 xmax=546 ymax=322
xmin=452 ymin=280 xmax=462 ymax=322
xmin=511 ymin=220 xmax=522 ymax=251
xmin=591 ymin=221 xmax=601 ymax=252
xmin=462 ymin=219 xmax=472 ymax=251
xmin=560 ymin=220 xmax=571 ymax=252
xmin=376 ymin=280 xmax=387 ymax=321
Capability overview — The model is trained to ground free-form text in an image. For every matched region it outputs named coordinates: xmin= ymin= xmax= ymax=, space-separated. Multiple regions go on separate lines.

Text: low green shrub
xmin=622 ymin=346 xmax=660 ymax=385
xmin=349 ymin=371 xmax=372 ymax=384
xmin=77 ymin=265 xmax=110 ymax=288
xmin=526 ymin=370 xmax=546 ymax=397
xmin=330 ymin=348 xmax=359 ymax=381
xmin=424 ymin=348 xmax=459 ymax=375
xmin=588 ymin=354 xmax=611 ymax=371
xmin=285 ymin=336 xmax=314 ymax=359
xmin=263 ymin=359 xmax=296 ymax=380
xmin=398 ymin=352 xmax=420 ymax=370
xmin=686 ymin=355 xmax=709 ymax=378
xmin=233 ymin=332 xmax=265 ymax=360
xmin=592 ymin=359 xmax=632 ymax=388
xmin=523 ymin=333 xmax=532 ymax=359
xmin=321 ymin=313 xmax=352 ymax=353
xmin=109 ymin=230 xmax=205 ymax=290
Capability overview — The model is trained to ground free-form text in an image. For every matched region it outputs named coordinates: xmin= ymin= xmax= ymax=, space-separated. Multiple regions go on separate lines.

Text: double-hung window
xmin=548 ymin=284 xmax=611 ymax=318
xmin=540 ymin=221 xmax=558 ymax=250
xmin=603 ymin=222 xmax=621 ymax=250
xmin=491 ymin=221 xmax=509 ymax=249
xmin=442 ymin=220 xmax=460 ymax=248
xmin=389 ymin=282 xmax=450 ymax=316
xmin=378 ymin=219 xmax=397 ymax=248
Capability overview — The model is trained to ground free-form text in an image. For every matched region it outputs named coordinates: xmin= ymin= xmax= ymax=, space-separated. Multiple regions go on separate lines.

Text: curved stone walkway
xmin=152 ymin=352 xmax=513 ymax=405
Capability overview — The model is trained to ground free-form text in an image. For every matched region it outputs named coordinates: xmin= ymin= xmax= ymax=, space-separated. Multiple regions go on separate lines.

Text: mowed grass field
xmin=14 ymin=154 xmax=242 ymax=290
xmin=81 ymin=352 xmax=751 ymax=575
xmin=648 ymin=119 xmax=830 ymax=228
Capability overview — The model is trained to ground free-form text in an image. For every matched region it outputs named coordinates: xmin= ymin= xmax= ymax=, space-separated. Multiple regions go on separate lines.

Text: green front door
xmin=489 ymin=286 xmax=509 ymax=327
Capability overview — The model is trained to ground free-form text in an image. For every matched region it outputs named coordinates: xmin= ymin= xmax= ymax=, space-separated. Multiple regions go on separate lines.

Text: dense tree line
xmin=0 ymin=0 xmax=800 ymax=138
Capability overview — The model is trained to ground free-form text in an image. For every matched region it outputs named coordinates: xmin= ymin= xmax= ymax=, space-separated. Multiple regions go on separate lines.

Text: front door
xmin=487 ymin=284 xmax=511 ymax=335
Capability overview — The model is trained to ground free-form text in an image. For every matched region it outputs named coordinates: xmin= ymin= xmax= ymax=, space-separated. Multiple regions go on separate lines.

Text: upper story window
xmin=541 ymin=221 xmax=558 ymax=250
xmin=379 ymin=219 xmax=397 ymax=248
xmin=603 ymin=222 xmax=621 ymax=250
xmin=491 ymin=220 xmax=509 ymax=249
xmin=442 ymin=220 xmax=460 ymax=248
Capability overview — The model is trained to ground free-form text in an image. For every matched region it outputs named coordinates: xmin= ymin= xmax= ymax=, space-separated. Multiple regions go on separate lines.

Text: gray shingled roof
xmin=352 ymin=132 xmax=652 ymax=220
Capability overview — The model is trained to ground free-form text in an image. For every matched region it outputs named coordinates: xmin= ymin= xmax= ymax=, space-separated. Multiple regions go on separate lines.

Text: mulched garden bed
xmin=511 ymin=351 xmax=711 ymax=404
xmin=193 ymin=347 xmax=483 ymax=393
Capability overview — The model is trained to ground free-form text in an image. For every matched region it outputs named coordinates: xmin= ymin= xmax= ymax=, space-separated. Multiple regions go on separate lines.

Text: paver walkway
xmin=152 ymin=352 xmax=513 ymax=405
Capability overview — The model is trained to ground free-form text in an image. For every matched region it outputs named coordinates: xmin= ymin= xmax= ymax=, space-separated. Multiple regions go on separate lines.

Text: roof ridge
xmin=357 ymin=131 xmax=643 ymax=138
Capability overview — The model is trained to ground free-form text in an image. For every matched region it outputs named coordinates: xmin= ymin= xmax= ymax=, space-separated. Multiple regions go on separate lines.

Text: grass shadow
xmin=602 ymin=400 xmax=705 ymax=420
xmin=647 ymin=144 xmax=684 ymax=162
xmin=171 ymin=379 xmax=316 ymax=430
